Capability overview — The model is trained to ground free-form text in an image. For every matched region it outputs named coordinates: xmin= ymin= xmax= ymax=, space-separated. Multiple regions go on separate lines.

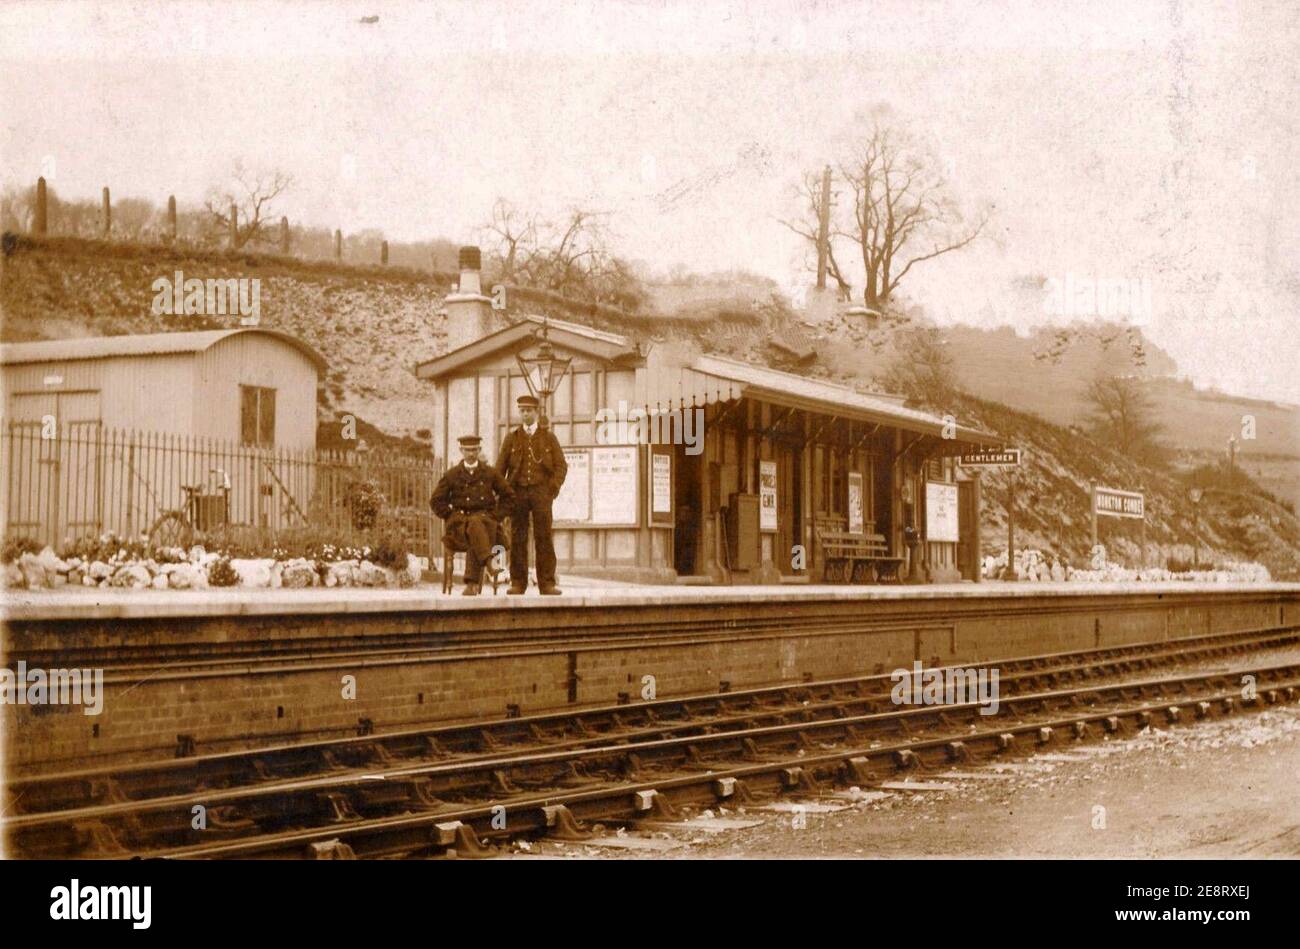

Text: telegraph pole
xmin=815 ymin=165 xmax=831 ymax=291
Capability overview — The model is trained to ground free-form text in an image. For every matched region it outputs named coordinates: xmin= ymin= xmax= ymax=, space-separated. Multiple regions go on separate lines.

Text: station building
xmin=416 ymin=251 xmax=997 ymax=585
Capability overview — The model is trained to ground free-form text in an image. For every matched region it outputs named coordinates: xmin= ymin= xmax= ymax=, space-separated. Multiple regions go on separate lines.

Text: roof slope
xmin=653 ymin=354 xmax=995 ymax=444
xmin=0 ymin=328 xmax=327 ymax=371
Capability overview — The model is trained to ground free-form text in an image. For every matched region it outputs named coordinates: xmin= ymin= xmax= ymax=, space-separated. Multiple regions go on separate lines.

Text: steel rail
xmin=149 ymin=662 xmax=1300 ymax=860
xmin=7 ymin=624 xmax=1295 ymax=821
xmin=9 ymin=659 xmax=1298 ymax=859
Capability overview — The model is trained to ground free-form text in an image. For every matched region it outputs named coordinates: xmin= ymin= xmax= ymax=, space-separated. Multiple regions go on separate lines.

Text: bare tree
xmin=787 ymin=117 xmax=989 ymax=309
xmin=482 ymin=198 xmax=540 ymax=283
xmin=481 ymin=200 xmax=645 ymax=307
xmin=204 ymin=161 xmax=292 ymax=250
xmin=882 ymin=326 xmax=958 ymax=410
xmin=1082 ymin=373 xmax=1166 ymax=464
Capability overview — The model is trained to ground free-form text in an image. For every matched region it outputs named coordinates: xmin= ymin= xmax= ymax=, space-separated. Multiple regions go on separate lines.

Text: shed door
xmin=5 ymin=391 xmax=102 ymax=548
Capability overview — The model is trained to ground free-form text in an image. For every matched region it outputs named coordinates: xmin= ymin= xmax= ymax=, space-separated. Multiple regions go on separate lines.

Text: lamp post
xmin=1188 ymin=486 xmax=1203 ymax=568
xmin=515 ymin=320 xmax=573 ymax=419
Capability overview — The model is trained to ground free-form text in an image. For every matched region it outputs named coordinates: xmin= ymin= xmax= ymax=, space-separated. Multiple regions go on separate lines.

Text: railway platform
xmin=4 ymin=579 xmax=1299 ymax=773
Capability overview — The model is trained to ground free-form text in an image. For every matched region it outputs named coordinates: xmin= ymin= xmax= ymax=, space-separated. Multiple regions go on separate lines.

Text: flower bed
xmin=1 ymin=532 xmax=423 ymax=591
xmin=980 ymin=545 xmax=1271 ymax=583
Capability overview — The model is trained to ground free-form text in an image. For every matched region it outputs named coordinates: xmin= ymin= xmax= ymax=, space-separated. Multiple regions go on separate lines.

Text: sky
xmin=2 ymin=0 xmax=1298 ymax=405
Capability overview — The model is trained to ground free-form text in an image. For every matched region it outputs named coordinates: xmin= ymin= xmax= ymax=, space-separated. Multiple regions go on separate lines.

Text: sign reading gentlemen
xmin=498 ymin=394 xmax=569 ymax=594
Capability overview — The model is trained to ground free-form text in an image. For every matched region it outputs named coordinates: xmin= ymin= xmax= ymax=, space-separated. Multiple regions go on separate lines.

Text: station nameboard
xmin=959 ymin=448 xmax=1021 ymax=467
xmin=1094 ymin=485 xmax=1144 ymax=519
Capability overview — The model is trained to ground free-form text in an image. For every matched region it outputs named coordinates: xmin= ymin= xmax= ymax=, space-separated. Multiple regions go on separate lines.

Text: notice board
xmin=925 ymin=481 xmax=959 ymax=543
xmin=552 ymin=449 xmax=591 ymax=523
xmin=649 ymin=446 xmax=673 ymax=525
xmin=847 ymin=472 xmax=864 ymax=534
xmin=758 ymin=460 xmax=777 ymax=532
xmin=591 ymin=446 xmax=639 ymax=526
xmin=552 ymin=446 xmax=639 ymax=526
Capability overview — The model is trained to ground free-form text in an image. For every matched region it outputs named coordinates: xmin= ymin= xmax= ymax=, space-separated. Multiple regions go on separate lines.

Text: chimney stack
xmin=441 ymin=245 xmax=495 ymax=352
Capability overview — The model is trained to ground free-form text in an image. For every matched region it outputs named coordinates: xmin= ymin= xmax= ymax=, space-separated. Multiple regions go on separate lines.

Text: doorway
xmin=957 ymin=479 xmax=977 ymax=580
xmin=673 ymin=443 xmax=703 ymax=575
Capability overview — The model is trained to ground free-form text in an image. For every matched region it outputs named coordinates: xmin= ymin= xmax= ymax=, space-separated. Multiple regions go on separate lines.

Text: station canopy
xmin=646 ymin=346 xmax=996 ymax=449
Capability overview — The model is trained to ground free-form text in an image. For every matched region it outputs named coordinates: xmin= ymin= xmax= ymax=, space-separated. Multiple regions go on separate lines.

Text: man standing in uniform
xmin=430 ymin=434 xmax=513 ymax=595
xmin=497 ymin=394 xmax=567 ymax=595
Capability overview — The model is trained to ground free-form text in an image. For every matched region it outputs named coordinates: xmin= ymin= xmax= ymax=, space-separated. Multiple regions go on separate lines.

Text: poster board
xmin=649 ymin=446 xmax=673 ymax=525
xmin=925 ymin=481 xmax=959 ymax=542
xmin=552 ymin=448 xmax=591 ymax=523
xmin=591 ymin=446 xmax=639 ymax=526
xmin=847 ymin=472 xmax=864 ymax=534
xmin=758 ymin=459 xmax=777 ymax=532
xmin=552 ymin=446 xmax=639 ymax=526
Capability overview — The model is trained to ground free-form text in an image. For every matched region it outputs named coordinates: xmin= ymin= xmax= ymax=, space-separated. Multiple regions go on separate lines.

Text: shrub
xmin=208 ymin=555 xmax=239 ymax=587
xmin=2 ymin=535 xmax=43 ymax=563
xmin=369 ymin=537 xmax=407 ymax=571
xmin=344 ymin=479 xmax=385 ymax=531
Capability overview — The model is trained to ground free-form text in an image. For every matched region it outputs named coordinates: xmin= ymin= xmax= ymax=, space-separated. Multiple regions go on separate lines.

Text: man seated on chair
xmin=430 ymin=434 xmax=513 ymax=595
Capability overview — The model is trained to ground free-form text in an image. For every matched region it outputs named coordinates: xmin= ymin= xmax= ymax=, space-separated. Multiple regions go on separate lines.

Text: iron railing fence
xmin=1 ymin=421 xmax=443 ymax=560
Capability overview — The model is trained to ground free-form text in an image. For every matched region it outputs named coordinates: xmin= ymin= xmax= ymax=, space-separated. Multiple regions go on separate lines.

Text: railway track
xmin=4 ymin=625 xmax=1298 ymax=859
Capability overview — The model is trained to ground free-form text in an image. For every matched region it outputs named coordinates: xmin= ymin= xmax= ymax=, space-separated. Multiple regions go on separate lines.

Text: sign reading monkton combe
xmin=1094 ymin=486 xmax=1145 ymax=519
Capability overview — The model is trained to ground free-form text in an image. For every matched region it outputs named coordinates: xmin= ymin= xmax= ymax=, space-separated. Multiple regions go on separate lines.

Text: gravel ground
xmin=513 ymin=685 xmax=1300 ymax=860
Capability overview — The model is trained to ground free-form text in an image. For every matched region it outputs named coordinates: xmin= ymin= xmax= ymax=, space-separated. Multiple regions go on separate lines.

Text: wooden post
xmin=279 ymin=216 xmax=289 ymax=255
xmin=228 ymin=202 xmax=238 ymax=249
xmin=1139 ymin=484 xmax=1147 ymax=567
xmin=1192 ymin=504 xmax=1199 ymax=568
xmin=34 ymin=177 xmax=48 ymax=234
xmin=381 ymin=240 xmax=389 ymax=265
xmin=167 ymin=195 xmax=177 ymax=243
xmin=101 ymin=187 xmax=111 ymax=237
xmin=1089 ymin=480 xmax=1098 ymax=550
xmin=1005 ymin=473 xmax=1016 ymax=581
xmin=971 ymin=471 xmax=982 ymax=583
xmin=334 ymin=229 xmax=342 ymax=260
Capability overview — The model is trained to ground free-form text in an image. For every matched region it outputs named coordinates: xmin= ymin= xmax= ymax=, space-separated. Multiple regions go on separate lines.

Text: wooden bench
xmin=816 ymin=528 xmax=905 ymax=584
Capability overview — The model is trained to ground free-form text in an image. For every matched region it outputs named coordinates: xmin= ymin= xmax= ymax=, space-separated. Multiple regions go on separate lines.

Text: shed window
xmin=240 ymin=385 xmax=276 ymax=447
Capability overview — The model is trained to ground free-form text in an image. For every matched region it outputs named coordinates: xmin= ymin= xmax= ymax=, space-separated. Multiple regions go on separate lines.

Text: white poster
xmin=552 ymin=448 xmax=590 ymax=523
xmin=591 ymin=446 xmax=638 ymax=525
xmin=651 ymin=452 xmax=671 ymax=514
xmin=925 ymin=481 xmax=959 ymax=543
xmin=848 ymin=472 xmax=864 ymax=534
xmin=758 ymin=459 xmax=777 ymax=531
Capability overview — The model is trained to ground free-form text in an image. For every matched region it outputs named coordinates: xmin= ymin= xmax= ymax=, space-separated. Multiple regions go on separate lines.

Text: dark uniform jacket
xmin=429 ymin=461 xmax=513 ymax=548
xmin=497 ymin=425 xmax=568 ymax=497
